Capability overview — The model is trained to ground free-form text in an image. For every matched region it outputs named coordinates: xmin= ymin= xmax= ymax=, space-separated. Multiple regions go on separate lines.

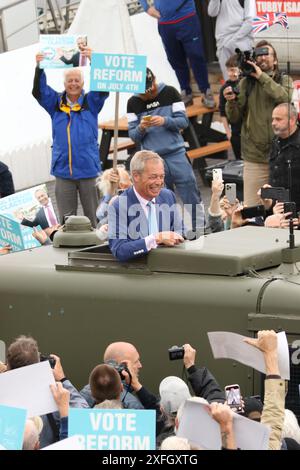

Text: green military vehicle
xmin=0 ymin=224 xmax=299 ymax=417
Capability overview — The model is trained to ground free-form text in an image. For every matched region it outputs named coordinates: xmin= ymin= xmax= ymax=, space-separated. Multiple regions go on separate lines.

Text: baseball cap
xmin=145 ymin=68 xmax=155 ymax=90
xmin=243 ymin=396 xmax=263 ymax=420
xmin=159 ymin=376 xmax=191 ymax=414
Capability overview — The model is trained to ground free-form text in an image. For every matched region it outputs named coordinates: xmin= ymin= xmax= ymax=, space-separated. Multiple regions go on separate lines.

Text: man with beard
xmin=269 ymin=103 xmax=300 ymax=210
xmin=224 ymin=41 xmax=293 ymax=206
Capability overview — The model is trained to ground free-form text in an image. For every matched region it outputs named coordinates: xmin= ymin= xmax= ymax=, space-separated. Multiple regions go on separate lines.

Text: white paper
xmin=42 ymin=436 xmax=85 ymax=451
xmin=208 ymin=331 xmax=290 ymax=380
xmin=177 ymin=399 xmax=270 ymax=450
xmin=0 ymin=362 xmax=58 ymax=417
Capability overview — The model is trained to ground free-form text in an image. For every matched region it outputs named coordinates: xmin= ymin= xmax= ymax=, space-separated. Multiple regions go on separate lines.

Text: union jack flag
xmin=252 ymin=12 xmax=289 ymax=35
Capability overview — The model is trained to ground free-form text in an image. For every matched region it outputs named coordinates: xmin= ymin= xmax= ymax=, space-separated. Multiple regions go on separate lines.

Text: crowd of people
xmin=0 ymin=0 xmax=299 ymax=450
xmin=0 ymin=331 xmax=299 ymax=450
xmin=0 ymin=1 xmax=297 ymax=258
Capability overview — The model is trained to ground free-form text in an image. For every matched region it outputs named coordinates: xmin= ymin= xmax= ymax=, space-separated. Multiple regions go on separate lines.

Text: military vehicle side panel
xmin=0 ymin=227 xmax=299 ymax=407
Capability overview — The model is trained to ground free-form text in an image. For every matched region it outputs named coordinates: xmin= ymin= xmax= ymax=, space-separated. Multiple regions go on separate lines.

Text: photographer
xmin=224 ymin=41 xmax=293 ymax=206
xmin=80 ymin=341 xmax=158 ymax=411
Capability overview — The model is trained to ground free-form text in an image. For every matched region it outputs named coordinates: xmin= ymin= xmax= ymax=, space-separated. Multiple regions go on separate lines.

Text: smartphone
xmin=212 ymin=168 xmax=223 ymax=181
xmin=225 ymin=183 xmax=236 ymax=204
xmin=260 ymin=187 xmax=289 ymax=202
xmin=142 ymin=115 xmax=152 ymax=121
xmin=225 ymin=384 xmax=243 ymax=412
xmin=241 ymin=205 xmax=266 ymax=219
xmin=284 ymin=201 xmax=297 ymax=218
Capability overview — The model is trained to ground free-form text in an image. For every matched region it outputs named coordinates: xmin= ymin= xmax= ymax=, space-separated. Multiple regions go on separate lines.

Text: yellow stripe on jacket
xmin=59 ymin=101 xmax=82 ymax=176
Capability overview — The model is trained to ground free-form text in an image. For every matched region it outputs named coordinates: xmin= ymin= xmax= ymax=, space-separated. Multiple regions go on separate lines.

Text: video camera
xmin=168 ymin=345 xmax=185 ymax=361
xmin=235 ymin=47 xmax=269 ymax=76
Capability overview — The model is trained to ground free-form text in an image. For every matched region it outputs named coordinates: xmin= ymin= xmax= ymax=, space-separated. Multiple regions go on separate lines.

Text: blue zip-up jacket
xmin=127 ymin=83 xmax=188 ymax=156
xmin=32 ymin=68 xmax=109 ymax=180
xmin=139 ymin=0 xmax=196 ymax=23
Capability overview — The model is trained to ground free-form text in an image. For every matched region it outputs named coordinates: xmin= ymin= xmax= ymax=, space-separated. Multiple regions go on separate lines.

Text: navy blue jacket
xmin=127 ymin=83 xmax=188 ymax=157
xmin=108 ymin=186 xmax=183 ymax=262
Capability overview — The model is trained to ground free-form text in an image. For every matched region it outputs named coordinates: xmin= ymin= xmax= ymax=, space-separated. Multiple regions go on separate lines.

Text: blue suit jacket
xmin=21 ymin=207 xmax=49 ymax=230
xmin=108 ymin=187 xmax=183 ymax=262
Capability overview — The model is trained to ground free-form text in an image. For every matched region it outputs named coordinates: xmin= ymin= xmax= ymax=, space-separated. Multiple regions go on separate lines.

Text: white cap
xmin=159 ymin=376 xmax=191 ymax=414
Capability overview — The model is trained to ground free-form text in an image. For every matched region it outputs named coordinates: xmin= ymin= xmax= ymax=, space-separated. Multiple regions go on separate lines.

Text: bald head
xmin=272 ymin=103 xmax=298 ymax=139
xmin=104 ymin=342 xmax=142 ymax=377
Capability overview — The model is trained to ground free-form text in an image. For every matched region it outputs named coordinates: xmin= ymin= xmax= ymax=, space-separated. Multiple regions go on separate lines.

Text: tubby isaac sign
xmin=256 ymin=0 xmax=300 ymax=15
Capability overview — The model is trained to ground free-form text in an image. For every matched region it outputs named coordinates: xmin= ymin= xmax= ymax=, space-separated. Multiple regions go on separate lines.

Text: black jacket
xmin=269 ymin=127 xmax=300 ymax=211
xmin=21 ymin=207 xmax=50 ymax=230
xmin=187 ymin=366 xmax=225 ymax=403
xmin=0 ymin=162 xmax=15 ymax=198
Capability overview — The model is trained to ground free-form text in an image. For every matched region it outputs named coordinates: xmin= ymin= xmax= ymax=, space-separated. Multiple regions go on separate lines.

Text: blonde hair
xmin=96 ymin=166 xmax=131 ymax=196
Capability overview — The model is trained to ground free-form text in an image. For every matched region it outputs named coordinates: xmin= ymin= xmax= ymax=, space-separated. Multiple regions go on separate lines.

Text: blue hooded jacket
xmin=33 ymin=68 xmax=108 ymax=180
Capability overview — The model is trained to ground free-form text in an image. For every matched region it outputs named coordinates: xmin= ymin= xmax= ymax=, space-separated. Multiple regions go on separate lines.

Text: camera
xmin=40 ymin=354 xmax=56 ymax=369
xmin=260 ymin=187 xmax=289 ymax=202
xmin=235 ymin=47 xmax=270 ymax=76
xmin=168 ymin=345 xmax=184 ymax=361
xmin=284 ymin=201 xmax=298 ymax=218
xmin=241 ymin=204 xmax=266 ymax=219
xmin=235 ymin=48 xmax=256 ymax=76
xmin=106 ymin=360 xmax=131 ymax=381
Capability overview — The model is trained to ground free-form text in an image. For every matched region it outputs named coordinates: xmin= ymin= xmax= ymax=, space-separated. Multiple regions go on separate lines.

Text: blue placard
xmin=68 ymin=409 xmax=156 ymax=450
xmin=0 ymin=405 xmax=27 ymax=450
xmin=90 ymin=53 xmax=147 ymax=93
xmin=0 ymin=214 xmax=25 ymax=252
xmin=39 ymin=34 xmax=88 ymax=69
xmin=0 ymin=184 xmax=57 ymax=251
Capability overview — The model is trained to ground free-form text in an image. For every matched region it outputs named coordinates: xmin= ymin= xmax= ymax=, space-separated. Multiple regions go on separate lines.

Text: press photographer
xmin=224 ymin=40 xmax=293 ymax=206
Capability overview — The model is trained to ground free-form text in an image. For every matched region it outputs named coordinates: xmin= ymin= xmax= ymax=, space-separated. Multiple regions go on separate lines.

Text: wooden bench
xmin=187 ymin=140 xmax=232 ymax=160
xmin=108 ymin=139 xmax=136 ymax=154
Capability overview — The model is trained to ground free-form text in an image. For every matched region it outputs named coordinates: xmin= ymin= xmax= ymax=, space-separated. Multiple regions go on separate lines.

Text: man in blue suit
xmin=20 ymin=188 xmax=58 ymax=230
xmin=108 ymin=150 xmax=184 ymax=262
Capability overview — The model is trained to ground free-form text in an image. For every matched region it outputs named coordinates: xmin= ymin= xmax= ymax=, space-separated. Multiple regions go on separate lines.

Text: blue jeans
xmin=163 ymin=149 xmax=203 ymax=232
xmin=158 ymin=14 xmax=209 ymax=94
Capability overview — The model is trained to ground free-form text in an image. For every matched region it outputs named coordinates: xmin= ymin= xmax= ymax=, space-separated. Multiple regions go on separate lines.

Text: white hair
xmin=130 ymin=150 xmax=163 ymax=174
xmin=160 ymin=436 xmax=191 ymax=450
xmin=282 ymin=409 xmax=300 ymax=444
xmin=64 ymin=68 xmax=84 ymax=83
xmin=22 ymin=419 xmax=39 ymax=450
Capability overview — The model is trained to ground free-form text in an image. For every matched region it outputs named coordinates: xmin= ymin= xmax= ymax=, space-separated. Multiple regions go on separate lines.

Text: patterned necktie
xmin=147 ymin=200 xmax=158 ymax=235
xmin=45 ymin=204 xmax=57 ymax=227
